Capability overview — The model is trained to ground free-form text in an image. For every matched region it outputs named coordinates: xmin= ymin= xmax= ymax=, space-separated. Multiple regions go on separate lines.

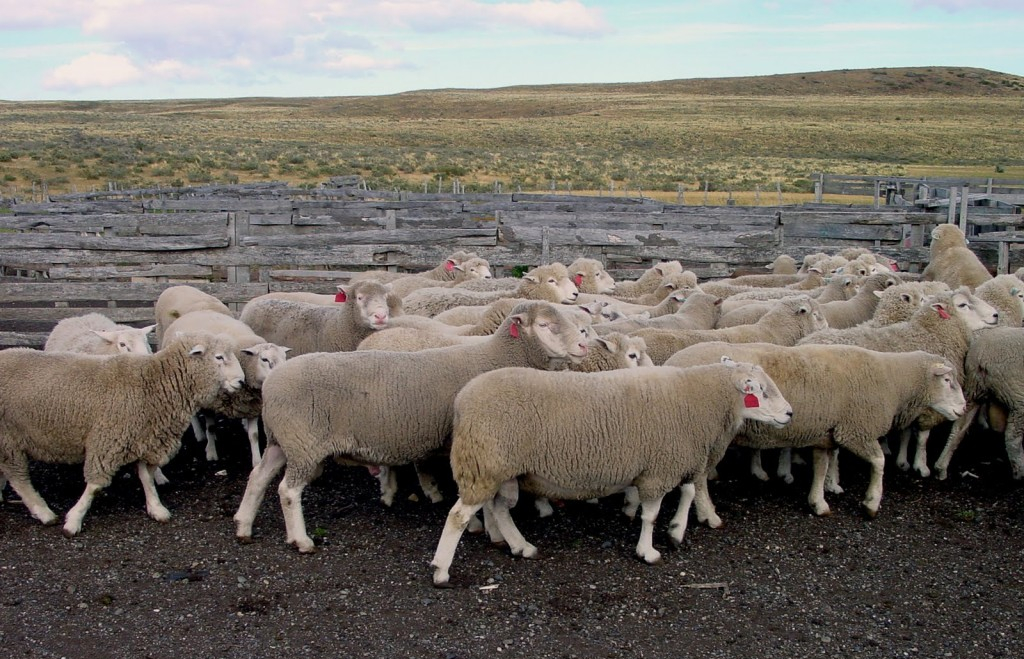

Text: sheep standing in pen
xmin=233 ymin=301 xmax=591 ymax=551
xmin=798 ymin=288 xmax=998 ymax=477
xmin=973 ymin=274 xmax=1024 ymax=327
xmin=239 ymin=280 xmax=398 ymax=356
xmin=400 ymin=263 xmax=579 ymax=316
xmin=610 ymin=260 xmax=683 ymax=298
xmin=567 ymin=257 xmax=616 ymax=294
xmin=428 ymin=358 xmax=793 ymax=586
xmin=349 ymin=250 xmax=484 ymax=285
xmin=0 ymin=332 xmax=244 ymax=536
xmin=384 ymin=256 xmax=493 ymax=298
xmin=153 ymin=285 xmax=233 ymax=345
xmin=593 ymin=291 xmax=722 ymax=335
xmin=934 ymin=327 xmax=1024 ymax=480
xmin=161 ymin=310 xmax=290 ymax=467
xmin=45 ymin=313 xmax=155 ymax=355
xmin=922 ymin=224 xmax=993 ymax=290
xmin=818 ymin=272 xmax=902 ymax=329
xmin=634 ymin=295 xmax=829 ymax=365
xmin=665 ymin=343 xmax=965 ymax=523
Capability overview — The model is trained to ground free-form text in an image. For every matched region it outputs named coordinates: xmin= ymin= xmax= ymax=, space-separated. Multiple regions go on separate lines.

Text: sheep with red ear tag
xmin=428 ymin=355 xmax=792 ymax=586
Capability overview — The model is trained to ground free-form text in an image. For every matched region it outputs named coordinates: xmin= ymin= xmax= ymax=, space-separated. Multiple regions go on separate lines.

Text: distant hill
xmin=486 ymin=67 xmax=1024 ymax=97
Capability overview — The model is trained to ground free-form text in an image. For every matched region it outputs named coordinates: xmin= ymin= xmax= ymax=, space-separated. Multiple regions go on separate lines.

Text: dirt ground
xmin=1 ymin=421 xmax=1023 ymax=659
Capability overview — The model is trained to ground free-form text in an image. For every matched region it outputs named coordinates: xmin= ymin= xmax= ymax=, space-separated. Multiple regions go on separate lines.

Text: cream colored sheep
xmin=153 ymin=285 xmax=233 ymax=345
xmin=921 ymin=224 xmax=992 ymax=289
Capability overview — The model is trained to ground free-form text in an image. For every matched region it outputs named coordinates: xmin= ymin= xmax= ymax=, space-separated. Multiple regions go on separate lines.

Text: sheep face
xmin=507 ymin=303 xmax=589 ymax=365
xmin=93 ymin=324 xmax=155 ymax=354
xmin=930 ymin=224 xmax=967 ymax=250
xmin=654 ymin=260 xmax=683 ymax=277
xmin=593 ymin=334 xmax=649 ymax=368
xmin=782 ymin=296 xmax=829 ymax=333
xmin=342 ymin=280 xmax=393 ymax=330
xmin=522 ymin=265 xmax=579 ymax=304
xmin=925 ymin=361 xmax=967 ymax=420
xmin=183 ymin=335 xmax=244 ymax=394
xmin=569 ymin=258 xmax=616 ymax=295
xmin=241 ymin=342 xmax=290 ymax=387
xmin=944 ymin=288 xmax=998 ymax=330
xmin=722 ymin=358 xmax=793 ymax=427
xmin=455 ymin=258 xmax=492 ymax=281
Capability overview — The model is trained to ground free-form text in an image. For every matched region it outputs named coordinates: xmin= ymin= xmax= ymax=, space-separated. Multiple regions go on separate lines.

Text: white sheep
xmin=350 ymin=250 xmax=485 ymax=285
xmin=161 ymin=310 xmax=290 ymax=466
xmin=633 ymin=295 xmax=829 ymax=365
xmin=934 ymin=327 xmax=1024 ymax=480
xmin=799 ymin=287 xmax=998 ymax=477
xmin=610 ymin=261 xmax=684 ymax=298
xmin=765 ymin=254 xmax=799 ymax=275
xmin=44 ymin=313 xmax=155 ymax=356
xmin=567 ymin=257 xmax=616 ymax=294
xmin=594 ymin=291 xmax=722 ymax=335
xmin=239 ymin=280 xmax=398 ymax=356
xmin=233 ymin=301 xmax=591 ymax=551
xmin=921 ymin=224 xmax=993 ymax=290
xmin=153 ymin=285 xmax=233 ymax=345
xmin=973 ymin=274 xmax=1024 ymax=327
xmin=400 ymin=263 xmax=579 ymax=316
xmin=0 ymin=332 xmax=244 ymax=536
xmin=386 ymin=257 xmax=493 ymax=298
xmin=428 ymin=358 xmax=793 ymax=585
xmin=665 ymin=343 xmax=965 ymax=521
xmin=818 ymin=272 xmax=902 ymax=329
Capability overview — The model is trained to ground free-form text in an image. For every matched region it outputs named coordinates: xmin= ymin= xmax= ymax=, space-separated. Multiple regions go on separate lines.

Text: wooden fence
xmin=2 ymin=182 xmax=1023 ymax=348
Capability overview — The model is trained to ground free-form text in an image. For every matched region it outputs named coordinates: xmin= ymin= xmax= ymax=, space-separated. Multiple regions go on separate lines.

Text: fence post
xmin=947 ymin=186 xmax=958 ymax=224
xmin=873 ymin=179 xmax=881 ymax=210
xmin=227 ymin=211 xmax=251 ymax=308
xmin=776 ymin=181 xmax=782 ymax=206
xmin=541 ymin=226 xmax=550 ymax=265
xmin=958 ymin=185 xmax=970 ymax=234
xmin=814 ymin=174 xmax=823 ymax=204
xmin=703 ymin=181 xmax=709 ymax=205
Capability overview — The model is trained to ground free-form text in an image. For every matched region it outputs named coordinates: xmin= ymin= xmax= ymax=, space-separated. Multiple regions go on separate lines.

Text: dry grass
xmin=1 ymin=67 xmax=1022 ymax=201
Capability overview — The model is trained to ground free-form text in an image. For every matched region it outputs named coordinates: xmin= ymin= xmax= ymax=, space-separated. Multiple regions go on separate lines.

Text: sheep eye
xmin=215 ymin=354 xmax=225 ymax=362
xmin=548 ymin=278 xmax=556 ymax=284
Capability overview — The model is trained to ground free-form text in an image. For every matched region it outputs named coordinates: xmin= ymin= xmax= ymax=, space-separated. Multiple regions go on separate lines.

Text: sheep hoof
xmin=934 ymin=468 xmax=948 ymax=481
xmin=293 ymin=539 xmax=317 ymax=554
xmin=825 ymin=484 xmax=844 ymax=495
xmin=701 ymin=514 xmax=723 ymax=529
xmin=236 ymin=535 xmax=254 ymax=545
xmin=61 ymin=525 xmax=79 ymax=539
xmin=38 ymin=512 xmax=58 ymax=526
xmin=811 ymin=503 xmax=831 ymax=517
xmin=862 ymin=503 xmax=880 ymax=519
xmin=148 ymin=506 xmax=171 ymax=523
xmin=431 ymin=567 xmax=452 ymax=588
xmin=751 ymin=469 xmax=769 ymax=482
xmin=897 ymin=461 xmax=910 ymax=472
xmin=781 ymin=474 xmax=795 ymax=485
xmin=513 ymin=544 xmax=538 ymax=559
xmin=638 ymin=550 xmax=662 ymax=565
xmin=916 ymin=466 xmax=931 ymax=478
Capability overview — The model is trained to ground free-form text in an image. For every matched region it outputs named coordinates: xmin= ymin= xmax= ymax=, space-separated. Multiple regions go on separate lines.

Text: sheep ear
xmin=91 ymin=330 xmax=118 ymax=344
xmin=720 ymin=356 xmax=737 ymax=367
xmin=241 ymin=347 xmax=258 ymax=356
xmin=522 ymin=274 xmax=539 ymax=283
xmin=573 ymin=273 xmax=584 ymax=287
xmin=713 ymin=297 xmax=722 ymax=306
xmin=594 ymin=336 xmax=615 ymax=352
xmin=931 ymin=363 xmax=953 ymax=376
xmin=873 ymin=290 xmax=884 ymax=299
xmin=140 ymin=324 xmax=156 ymax=335
xmin=282 ymin=346 xmax=292 ymax=354
xmin=931 ymin=302 xmax=951 ymax=319
xmin=808 ymin=266 xmax=824 ymax=275
xmin=189 ymin=344 xmax=206 ymax=356
xmin=445 ymin=259 xmax=457 ymax=272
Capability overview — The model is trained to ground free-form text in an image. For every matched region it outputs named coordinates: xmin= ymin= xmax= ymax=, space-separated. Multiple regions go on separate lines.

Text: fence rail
xmin=3 ymin=183 xmax=1023 ymax=348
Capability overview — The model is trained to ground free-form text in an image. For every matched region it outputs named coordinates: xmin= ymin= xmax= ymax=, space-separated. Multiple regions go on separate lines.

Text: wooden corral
xmin=2 ymin=181 xmax=1023 ymax=348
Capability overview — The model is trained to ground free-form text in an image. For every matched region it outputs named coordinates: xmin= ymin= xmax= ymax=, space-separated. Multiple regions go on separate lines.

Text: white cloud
xmin=42 ymin=52 xmax=142 ymax=90
xmin=322 ymin=52 xmax=411 ymax=75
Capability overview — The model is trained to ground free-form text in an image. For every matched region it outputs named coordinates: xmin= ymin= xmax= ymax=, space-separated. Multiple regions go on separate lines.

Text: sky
xmin=1 ymin=0 xmax=1022 ymax=101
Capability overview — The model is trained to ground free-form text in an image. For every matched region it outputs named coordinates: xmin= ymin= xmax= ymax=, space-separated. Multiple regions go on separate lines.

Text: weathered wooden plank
xmin=0 ymin=213 xmax=229 ymax=232
xmin=47 ymin=264 xmax=213 ymax=280
xmin=0 ymin=331 xmax=50 ymax=348
xmin=0 ymin=234 xmax=230 ymax=251
xmin=783 ymin=224 xmax=903 ymax=241
xmin=144 ymin=199 xmax=292 ymax=212
xmin=0 ymin=282 xmax=267 ymax=303
xmin=248 ymin=213 xmax=296 ymax=226
xmin=240 ymin=228 xmax=497 ymax=247
xmin=266 ymin=270 xmax=359 ymax=283
xmin=11 ymin=201 xmax=144 ymax=214
xmin=500 ymin=226 xmax=776 ymax=248
xmin=498 ymin=211 xmax=775 ymax=230
xmin=292 ymin=200 xmax=466 ymax=213
xmin=0 ymin=307 xmax=158 ymax=323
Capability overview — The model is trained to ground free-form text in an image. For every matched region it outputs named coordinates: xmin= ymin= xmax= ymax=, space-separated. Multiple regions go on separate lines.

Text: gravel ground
xmin=2 ymin=422 xmax=1023 ymax=659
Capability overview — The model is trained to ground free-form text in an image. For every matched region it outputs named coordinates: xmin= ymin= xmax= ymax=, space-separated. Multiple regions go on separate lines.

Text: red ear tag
xmin=509 ymin=323 xmax=520 ymax=339
xmin=936 ymin=307 xmax=951 ymax=320
xmin=445 ymin=260 xmax=455 ymax=272
xmin=573 ymin=274 xmax=583 ymax=287
xmin=890 ymin=263 xmax=899 ymax=272
xmin=334 ymin=290 xmax=347 ymax=302
xmin=743 ymin=393 xmax=760 ymax=408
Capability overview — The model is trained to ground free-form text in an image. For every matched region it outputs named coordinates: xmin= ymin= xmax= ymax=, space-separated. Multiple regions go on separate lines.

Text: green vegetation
xmin=1 ymin=66 xmax=1022 ymax=197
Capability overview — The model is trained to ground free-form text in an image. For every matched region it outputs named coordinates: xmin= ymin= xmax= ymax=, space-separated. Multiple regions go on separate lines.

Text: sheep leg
xmin=481 ymin=504 xmax=506 ymax=545
xmin=776 ymin=448 xmax=794 ymax=484
xmin=635 ymin=494 xmax=666 ymax=564
xmin=413 ymin=461 xmax=445 ymax=504
xmin=534 ymin=497 xmax=554 ymax=518
xmin=375 ymin=466 xmax=398 ymax=507
xmin=1 ymin=459 xmax=57 ymax=525
xmin=430 ymin=498 xmax=485 ymax=587
xmin=824 ymin=448 xmax=843 ymax=494
xmin=62 ymin=482 xmax=103 ymax=537
xmin=749 ymin=450 xmax=769 ymax=482
xmin=667 ymin=483 xmax=696 ymax=547
xmin=692 ymin=473 xmax=722 ymax=528
xmin=1003 ymin=408 xmax=1024 ymax=480
xmin=860 ymin=443 xmax=887 ymax=517
xmin=896 ymin=428 xmax=912 ymax=472
xmin=190 ymin=413 xmax=207 ymax=444
xmin=242 ymin=417 xmax=262 ymax=467
xmin=136 ymin=462 xmax=170 ymax=523
xmin=153 ymin=467 xmax=170 ymax=486
xmin=234 ymin=444 xmax=287 ymax=541
xmin=278 ymin=472 xmax=314 ymax=552
xmin=487 ymin=498 xmax=537 ymax=559
xmin=622 ymin=486 xmax=640 ymax=519
xmin=807 ymin=448 xmax=832 ymax=516
xmin=202 ymin=414 xmax=219 ymax=462
xmin=912 ymin=428 xmax=933 ymax=478
xmin=933 ymin=404 xmax=980 ymax=481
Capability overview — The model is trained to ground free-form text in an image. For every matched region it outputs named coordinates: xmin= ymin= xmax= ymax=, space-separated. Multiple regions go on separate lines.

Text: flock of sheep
xmin=1 ymin=223 xmax=1022 ymax=587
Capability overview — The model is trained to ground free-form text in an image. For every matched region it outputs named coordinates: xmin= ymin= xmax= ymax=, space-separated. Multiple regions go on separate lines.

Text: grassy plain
xmin=1 ymin=66 xmax=1022 ymax=200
